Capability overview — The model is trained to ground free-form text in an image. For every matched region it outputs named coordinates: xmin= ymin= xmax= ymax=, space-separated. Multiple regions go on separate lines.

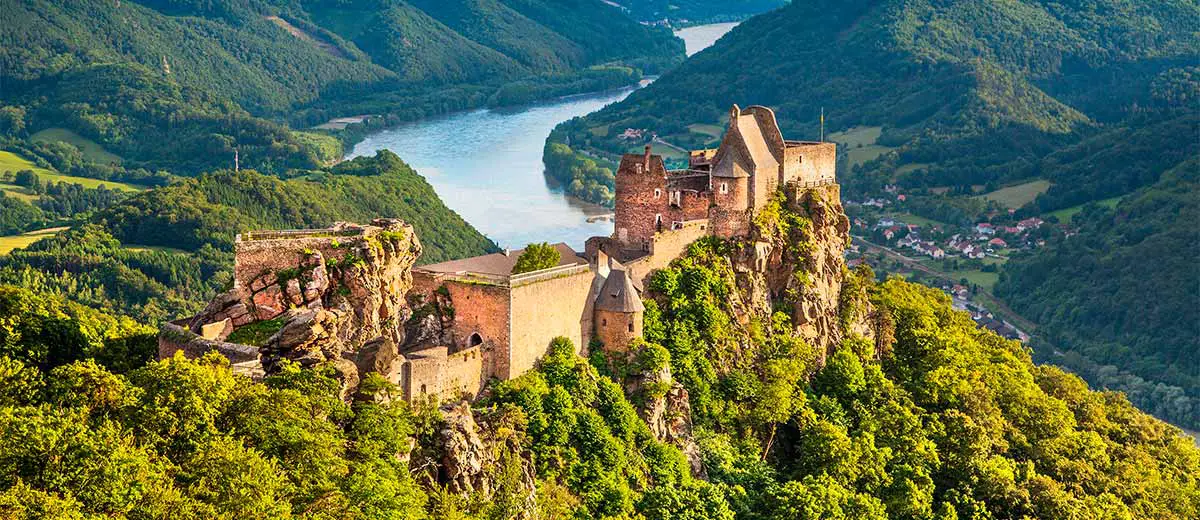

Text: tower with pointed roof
xmin=593 ymin=263 xmax=645 ymax=351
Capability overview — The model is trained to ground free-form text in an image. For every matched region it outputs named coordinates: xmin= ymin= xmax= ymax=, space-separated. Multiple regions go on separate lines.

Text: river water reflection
xmin=347 ymin=23 xmax=736 ymax=250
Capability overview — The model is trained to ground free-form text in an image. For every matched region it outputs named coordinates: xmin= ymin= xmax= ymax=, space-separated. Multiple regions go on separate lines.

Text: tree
xmin=512 ymin=242 xmax=561 ymax=274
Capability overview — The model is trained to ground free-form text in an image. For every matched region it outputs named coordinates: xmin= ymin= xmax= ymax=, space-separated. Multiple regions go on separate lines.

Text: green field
xmin=1046 ymin=195 xmax=1122 ymax=223
xmin=828 ymin=126 xmax=896 ymax=168
xmin=829 ymin=126 xmax=882 ymax=148
xmin=0 ymin=226 xmax=67 ymax=255
xmin=588 ymin=124 xmax=610 ymax=138
xmin=629 ymin=142 xmax=688 ymax=161
xmin=30 ymin=128 xmax=122 ymax=164
xmin=687 ymin=123 xmax=723 ymax=140
xmin=976 ymin=179 xmax=1051 ymax=209
xmin=893 ymin=212 xmax=945 ymax=228
xmin=0 ymin=151 xmax=145 ymax=192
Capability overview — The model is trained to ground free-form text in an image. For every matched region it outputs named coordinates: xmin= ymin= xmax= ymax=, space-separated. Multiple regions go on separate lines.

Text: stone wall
xmin=710 ymin=174 xmax=751 ymax=238
xmin=614 ymin=151 xmax=668 ymax=250
xmin=595 ymin=308 xmax=642 ymax=351
xmin=158 ymin=321 xmax=264 ymax=378
xmin=624 ymin=220 xmax=710 ymax=286
xmin=402 ymin=345 xmax=485 ymax=402
xmin=783 ymin=142 xmax=837 ymax=185
xmin=412 ymin=271 xmax=512 ymax=381
xmin=508 ymin=266 xmax=595 ymax=379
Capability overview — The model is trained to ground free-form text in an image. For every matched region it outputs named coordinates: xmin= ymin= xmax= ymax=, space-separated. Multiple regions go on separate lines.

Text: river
xmin=347 ymin=23 xmax=736 ymax=250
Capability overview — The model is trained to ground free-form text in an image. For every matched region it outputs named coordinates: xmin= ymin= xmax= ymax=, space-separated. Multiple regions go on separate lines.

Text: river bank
xmin=346 ymin=22 xmax=740 ymax=250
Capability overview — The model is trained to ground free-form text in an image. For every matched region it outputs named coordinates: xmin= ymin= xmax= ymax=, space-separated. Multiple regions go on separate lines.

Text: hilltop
xmin=0 ymin=0 xmax=682 ymax=174
xmin=548 ymin=0 xmax=1200 ymax=429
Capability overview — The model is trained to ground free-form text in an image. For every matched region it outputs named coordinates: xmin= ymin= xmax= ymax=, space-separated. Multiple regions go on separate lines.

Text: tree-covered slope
xmin=996 ymin=159 xmax=1200 ymax=427
xmin=610 ymin=0 xmax=788 ymax=24
xmin=556 ymin=0 xmax=1197 ymax=205
xmin=0 ymin=151 xmax=497 ymax=322
xmin=0 ymin=0 xmax=683 ymax=175
xmin=0 ymin=272 xmax=1196 ymax=518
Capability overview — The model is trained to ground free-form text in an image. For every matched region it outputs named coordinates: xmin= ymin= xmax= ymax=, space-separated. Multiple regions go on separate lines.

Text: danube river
xmin=347 ymin=23 xmax=735 ymax=249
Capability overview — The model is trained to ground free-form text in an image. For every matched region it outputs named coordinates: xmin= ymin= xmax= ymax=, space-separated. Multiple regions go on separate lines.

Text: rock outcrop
xmin=175 ymin=219 xmax=422 ymax=394
xmin=730 ymin=184 xmax=874 ymax=363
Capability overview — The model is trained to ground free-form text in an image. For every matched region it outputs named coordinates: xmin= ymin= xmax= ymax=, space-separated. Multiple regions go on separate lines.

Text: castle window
xmin=602 ymin=318 xmax=608 ymax=326
xmin=720 ymin=182 xmax=728 ymax=194
xmin=635 ymin=164 xmax=643 ymax=174
xmin=420 ymin=384 xmax=427 ymax=394
xmin=654 ymin=188 xmax=661 ymax=198
xmin=468 ymin=333 xmax=483 ymax=348
xmin=628 ymin=322 xmax=634 ymax=333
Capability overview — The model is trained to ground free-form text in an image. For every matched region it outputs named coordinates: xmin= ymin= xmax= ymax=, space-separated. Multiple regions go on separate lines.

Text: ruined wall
xmin=710 ymin=175 xmax=751 ymax=239
xmin=508 ymin=266 xmax=594 ymax=379
xmin=233 ymin=231 xmax=363 ymax=292
xmin=595 ymin=308 xmax=642 ymax=351
xmin=402 ymin=345 xmax=484 ymax=402
xmin=158 ymin=321 xmax=264 ymax=378
xmin=783 ymin=143 xmax=837 ymax=185
xmin=625 ymin=221 xmax=710 ymax=286
xmin=437 ymin=278 xmax=512 ymax=381
xmin=614 ymin=153 xmax=668 ymax=250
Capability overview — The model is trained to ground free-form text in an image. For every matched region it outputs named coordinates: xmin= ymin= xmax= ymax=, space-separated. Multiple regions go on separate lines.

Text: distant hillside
xmin=0 ymin=151 xmax=497 ymax=322
xmin=0 ymin=0 xmax=683 ymax=175
xmin=560 ymin=0 xmax=1196 ymax=203
xmin=610 ymin=0 xmax=788 ymax=24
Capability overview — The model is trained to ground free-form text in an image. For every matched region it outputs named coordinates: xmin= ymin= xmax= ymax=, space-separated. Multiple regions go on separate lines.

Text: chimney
xmin=503 ymin=248 xmax=510 ymax=257
xmin=643 ymin=144 xmax=651 ymax=171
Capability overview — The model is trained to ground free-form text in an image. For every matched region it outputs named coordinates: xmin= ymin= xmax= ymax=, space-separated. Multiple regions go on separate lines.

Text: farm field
xmin=122 ymin=244 xmax=190 ymax=255
xmin=829 ymin=127 xmax=895 ymax=168
xmin=976 ymin=179 xmax=1051 ymax=208
xmin=0 ymin=226 xmax=67 ymax=255
xmin=30 ymin=128 xmax=122 ymax=164
xmin=1046 ymin=195 xmax=1122 ymax=222
xmin=0 ymin=151 xmax=145 ymax=192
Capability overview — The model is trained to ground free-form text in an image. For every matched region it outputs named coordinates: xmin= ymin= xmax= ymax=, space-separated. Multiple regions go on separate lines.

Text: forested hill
xmin=0 ymin=0 xmax=682 ymax=174
xmin=548 ymin=0 xmax=1200 ymax=429
xmin=0 ymin=151 xmax=497 ymax=324
xmin=609 ymin=0 xmax=788 ymax=24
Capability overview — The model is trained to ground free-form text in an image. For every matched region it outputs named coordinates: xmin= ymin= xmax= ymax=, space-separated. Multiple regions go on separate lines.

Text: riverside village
xmin=160 ymin=104 xmax=853 ymax=403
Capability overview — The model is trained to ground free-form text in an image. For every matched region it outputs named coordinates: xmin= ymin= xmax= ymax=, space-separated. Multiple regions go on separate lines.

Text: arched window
xmin=420 ymin=384 xmax=427 ymax=394
xmin=602 ymin=318 xmax=608 ymax=326
xmin=468 ymin=333 xmax=483 ymax=347
xmin=654 ymin=188 xmax=661 ymax=198
xmin=720 ymin=182 xmax=729 ymax=194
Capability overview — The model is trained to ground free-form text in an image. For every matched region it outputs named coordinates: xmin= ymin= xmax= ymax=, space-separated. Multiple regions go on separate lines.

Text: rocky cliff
xmin=177 ymin=219 xmax=422 ymax=394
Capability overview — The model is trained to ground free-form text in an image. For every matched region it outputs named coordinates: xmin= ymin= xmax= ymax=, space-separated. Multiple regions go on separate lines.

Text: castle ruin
xmin=160 ymin=104 xmax=837 ymax=403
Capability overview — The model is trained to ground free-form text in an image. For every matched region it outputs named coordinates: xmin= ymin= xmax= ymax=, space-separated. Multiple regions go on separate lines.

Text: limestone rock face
xmin=423 ymin=402 xmax=536 ymax=515
xmin=187 ymin=219 xmax=423 ymax=395
xmin=438 ymin=402 xmax=491 ymax=496
xmin=637 ymin=366 xmax=706 ymax=478
xmin=732 ymin=184 xmax=874 ymax=363
xmin=260 ymin=308 xmax=344 ymax=372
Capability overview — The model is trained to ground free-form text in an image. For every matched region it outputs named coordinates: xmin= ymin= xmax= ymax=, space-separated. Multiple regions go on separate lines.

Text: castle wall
xmin=711 ymin=176 xmax=751 ymax=238
xmin=614 ymin=153 xmax=668 ymax=250
xmin=508 ymin=266 xmax=594 ymax=378
xmin=401 ymin=345 xmax=484 ymax=402
xmin=783 ymin=143 xmax=837 ymax=185
xmin=625 ymin=221 xmax=710 ymax=286
xmin=595 ymin=309 xmax=642 ymax=351
xmin=440 ymin=279 xmax=512 ymax=381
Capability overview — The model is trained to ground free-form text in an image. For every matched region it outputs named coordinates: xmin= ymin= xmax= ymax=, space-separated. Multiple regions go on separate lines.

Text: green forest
xmin=0 ymin=243 xmax=1196 ymax=518
xmin=609 ymin=0 xmax=787 ymax=24
xmin=0 ymin=0 xmax=683 ymax=175
xmin=550 ymin=0 xmax=1200 ymax=429
xmin=0 ymin=151 xmax=497 ymax=324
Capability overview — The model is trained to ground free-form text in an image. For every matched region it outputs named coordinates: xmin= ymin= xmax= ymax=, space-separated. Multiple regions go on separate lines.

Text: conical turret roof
xmin=595 ymin=268 xmax=644 ymax=313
